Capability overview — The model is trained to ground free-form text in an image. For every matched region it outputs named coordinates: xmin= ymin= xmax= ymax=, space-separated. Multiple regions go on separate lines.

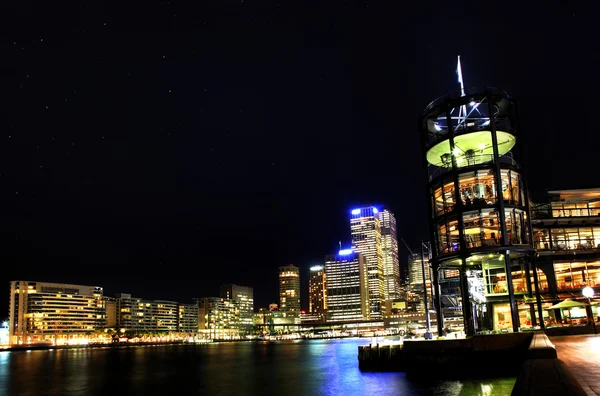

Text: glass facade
xmin=379 ymin=209 xmax=401 ymax=301
xmin=308 ymin=266 xmax=327 ymax=314
xmin=350 ymin=207 xmax=385 ymax=318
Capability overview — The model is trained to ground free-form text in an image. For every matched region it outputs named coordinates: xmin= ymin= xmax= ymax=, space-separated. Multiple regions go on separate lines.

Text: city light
xmin=310 ymin=266 xmax=323 ymax=271
xmin=338 ymin=249 xmax=353 ymax=255
xmin=372 ymin=207 xmax=378 ymax=214
xmin=351 ymin=209 xmax=361 ymax=215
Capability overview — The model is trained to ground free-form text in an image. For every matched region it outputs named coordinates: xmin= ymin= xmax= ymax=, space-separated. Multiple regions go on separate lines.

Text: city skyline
xmin=3 ymin=1 xmax=597 ymax=319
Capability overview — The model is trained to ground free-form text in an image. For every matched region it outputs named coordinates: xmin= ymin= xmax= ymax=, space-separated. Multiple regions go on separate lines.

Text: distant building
xmin=178 ymin=303 xmax=199 ymax=333
xmin=197 ymin=297 xmax=239 ymax=339
xmin=115 ymin=294 xmax=178 ymax=332
xmin=308 ymin=266 xmax=327 ymax=315
xmin=324 ymin=251 xmax=369 ymax=322
xmin=9 ymin=281 xmax=105 ymax=344
xmin=379 ymin=209 xmax=401 ymax=302
xmin=220 ymin=284 xmax=254 ymax=335
xmin=105 ymin=297 xmax=117 ymax=328
xmin=279 ymin=265 xmax=300 ymax=317
xmin=351 ymin=206 xmax=385 ymax=318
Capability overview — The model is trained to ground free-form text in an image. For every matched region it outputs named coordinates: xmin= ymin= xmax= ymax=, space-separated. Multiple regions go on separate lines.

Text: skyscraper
xmin=350 ymin=206 xmax=385 ymax=318
xmin=220 ymin=284 xmax=254 ymax=335
xmin=279 ymin=265 xmax=300 ymax=317
xmin=308 ymin=266 xmax=327 ymax=315
xmin=379 ymin=209 xmax=401 ymax=302
xmin=324 ymin=250 xmax=369 ymax=322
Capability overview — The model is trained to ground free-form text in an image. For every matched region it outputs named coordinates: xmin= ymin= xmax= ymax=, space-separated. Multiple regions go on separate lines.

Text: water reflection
xmin=0 ymin=340 xmax=515 ymax=395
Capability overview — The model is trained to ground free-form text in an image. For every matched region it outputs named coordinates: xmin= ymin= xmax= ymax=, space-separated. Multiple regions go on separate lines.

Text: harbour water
xmin=0 ymin=339 xmax=515 ymax=395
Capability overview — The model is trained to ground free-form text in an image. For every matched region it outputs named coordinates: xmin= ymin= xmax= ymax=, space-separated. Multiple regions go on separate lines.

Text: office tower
xmin=324 ymin=250 xmax=369 ymax=322
xmin=420 ymin=85 xmax=536 ymax=335
xmin=9 ymin=281 xmax=105 ymax=344
xmin=279 ymin=265 xmax=300 ymax=317
xmin=197 ymin=297 xmax=239 ymax=339
xmin=350 ymin=206 xmax=385 ymax=318
xmin=220 ymin=284 xmax=254 ymax=335
xmin=178 ymin=303 xmax=199 ymax=333
xmin=407 ymin=253 xmax=432 ymax=313
xmin=308 ymin=266 xmax=327 ymax=315
xmin=379 ymin=209 xmax=401 ymax=301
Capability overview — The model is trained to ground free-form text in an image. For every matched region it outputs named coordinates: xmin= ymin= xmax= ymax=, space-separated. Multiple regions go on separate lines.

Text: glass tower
xmin=379 ymin=209 xmax=401 ymax=301
xmin=420 ymin=87 xmax=541 ymax=336
xmin=350 ymin=207 xmax=385 ymax=318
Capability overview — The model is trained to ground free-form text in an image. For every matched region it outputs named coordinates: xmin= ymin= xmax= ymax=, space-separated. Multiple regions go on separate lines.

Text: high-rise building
xmin=279 ymin=265 xmax=300 ymax=317
xmin=350 ymin=207 xmax=385 ymax=318
xmin=220 ymin=284 xmax=254 ymax=335
xmin=9 ymin=281 xmax=105 ymax=344
xmin=324 ymin=251 xmax=369 ymax=322
xmin=308 ymin=266 xmax=327 ymax=315
xmin=407 ymin=253 xmax=432 ymax=313
xmin=379 ymin=209 xmax=401 ymax=301
xmin=178 ymin=303 xmax=199 ymax=333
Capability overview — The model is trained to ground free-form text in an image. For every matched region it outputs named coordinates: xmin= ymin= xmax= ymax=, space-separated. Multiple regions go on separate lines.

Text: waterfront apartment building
xmin=220 ymin=284 xmax=254 ymax=335
xmin=324 ymin=251 xmax=369 ymax=322
xmin=197 ymin=297 xmax=239 ymax=339
xmin=178 ymin=303 xmax=199 ymax=333
xmin=279 ymin=265 xmax=301 ymax=317
xmin=379 ymin=209 xmax=401 ymax=301
xmin=350 ymin=207 xmax=385 ymax=318
xmin=116 ymin=294 xmax=178 ymax=332
xmin=308 ymin=266 xmax=327 ymax=316
xmin=9 ymin=281 xmax=105 ymax=344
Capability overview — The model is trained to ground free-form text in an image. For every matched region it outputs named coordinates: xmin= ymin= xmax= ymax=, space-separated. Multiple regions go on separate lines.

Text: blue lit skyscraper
xmin=350 ymin=207 xmax=385 ymax=318
xmin=324 ymin=250 xmax=369 ymax=322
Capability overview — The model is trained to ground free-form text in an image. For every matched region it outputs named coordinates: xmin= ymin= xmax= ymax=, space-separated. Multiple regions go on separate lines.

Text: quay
xmin=358 ymin=332 xmax=595 ymax=395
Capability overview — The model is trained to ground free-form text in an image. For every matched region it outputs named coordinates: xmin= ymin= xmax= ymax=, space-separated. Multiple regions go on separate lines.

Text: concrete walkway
xmin=552 ymin=334 xmax=600 ymax=395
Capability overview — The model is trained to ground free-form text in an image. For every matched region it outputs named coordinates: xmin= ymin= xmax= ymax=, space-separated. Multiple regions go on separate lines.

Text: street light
xmin=582 ymin=286 xmax=597 ymax=335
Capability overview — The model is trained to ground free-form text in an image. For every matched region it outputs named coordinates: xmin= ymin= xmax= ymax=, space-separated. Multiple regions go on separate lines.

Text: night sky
xmin=2 ymin=1 xmax=597 ymax=315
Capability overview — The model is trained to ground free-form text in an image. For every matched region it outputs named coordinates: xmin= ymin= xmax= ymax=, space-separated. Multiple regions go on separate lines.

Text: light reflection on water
xmin=0 ymin=339 xmax=515 ymax=396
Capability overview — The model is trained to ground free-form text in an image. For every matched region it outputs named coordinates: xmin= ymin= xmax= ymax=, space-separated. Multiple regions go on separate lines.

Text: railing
xmin=422 ymin=86 xmax=510 ymax=116
xmin=428 ymin=154 xmax=518 ymax=181
xmin=535 ymin=238 xmax=600 ymax=251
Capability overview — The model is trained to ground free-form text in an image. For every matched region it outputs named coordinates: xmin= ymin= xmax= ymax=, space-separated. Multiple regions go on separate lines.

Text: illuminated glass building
xmin=420 ymin=87 xmax=542 ymax=336
xmin=324 ymin=250 xmax=369 ymax=322
xmin=350 ymin=207 xmax=385 ymax=318
xmin=279 ymin=265 xmax=300 ymax=317
xmin=379 ymin=209 xmax=401 ymax=301
xmin=9 ymin=281 xmax=105 ymax=344
xmin=531 ymin=188 xmax=600 ymax=321
xmin=220 ymin=284 xmax=254 ymax=335
xmin=308 ymin=266 xmax=327 ymax=315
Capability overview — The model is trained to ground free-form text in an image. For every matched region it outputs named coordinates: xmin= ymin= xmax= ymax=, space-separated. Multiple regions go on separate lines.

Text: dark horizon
xmin=3 ymin=1 xmax=598 ymax=314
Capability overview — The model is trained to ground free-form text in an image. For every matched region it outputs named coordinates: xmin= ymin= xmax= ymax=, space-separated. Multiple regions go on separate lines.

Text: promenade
xmin=552 ymin=334 xmax=600 ymax=395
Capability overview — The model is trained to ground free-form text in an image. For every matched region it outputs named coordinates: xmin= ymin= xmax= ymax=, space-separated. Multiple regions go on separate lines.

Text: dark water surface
xmin=0 ymin=339 xmax=515 ymax=395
